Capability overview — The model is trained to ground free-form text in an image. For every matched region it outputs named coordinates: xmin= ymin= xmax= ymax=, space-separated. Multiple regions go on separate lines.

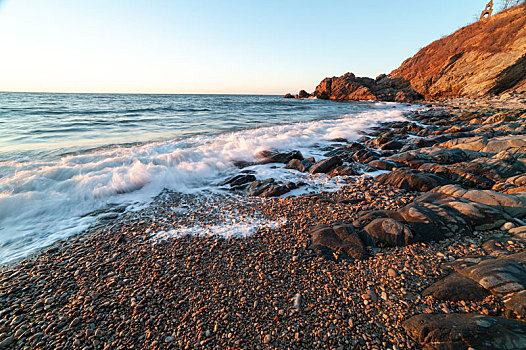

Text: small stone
xmin=501 ymin=222 xmax=516 ymax=230
xmin=263 ymin=334 xmax=272 ymax=344
xmin=387 ymin=268 xmax=397 ymax=277
xmin=293 ymin=293 xmax=302 ymax=310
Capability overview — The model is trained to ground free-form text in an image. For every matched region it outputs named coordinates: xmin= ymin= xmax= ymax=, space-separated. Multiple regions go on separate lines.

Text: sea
xmin=0 ymin=92 xmax=414 ymax=264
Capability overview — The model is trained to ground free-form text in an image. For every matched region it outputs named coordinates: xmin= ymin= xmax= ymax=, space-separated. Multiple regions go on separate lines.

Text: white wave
xmin=152 ymin=218 xmax=287 ymax=241
xmin=0 ymin=103 xmax=411 ymax=263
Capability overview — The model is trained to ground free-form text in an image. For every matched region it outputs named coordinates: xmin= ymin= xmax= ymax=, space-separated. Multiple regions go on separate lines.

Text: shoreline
xmin=1 ymin=99 xmax=526 ymax=349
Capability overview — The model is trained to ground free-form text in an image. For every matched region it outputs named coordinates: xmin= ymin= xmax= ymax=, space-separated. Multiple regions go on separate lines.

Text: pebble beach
xmin=2 ymin=98 xmax=526 ymax=350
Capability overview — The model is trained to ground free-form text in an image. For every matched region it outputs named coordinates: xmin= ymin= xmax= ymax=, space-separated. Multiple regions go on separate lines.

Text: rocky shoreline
xmin=1 ymin=99 xmax=526 ymax=349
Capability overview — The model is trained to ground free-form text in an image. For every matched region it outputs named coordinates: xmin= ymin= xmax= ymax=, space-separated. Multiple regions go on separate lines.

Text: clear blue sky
xmin=0 ymin=0 xmax=493 ymax=94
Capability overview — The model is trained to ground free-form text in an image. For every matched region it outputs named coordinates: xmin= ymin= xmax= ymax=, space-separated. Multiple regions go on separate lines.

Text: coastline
xmin=1 ymin=99 xmax=526 ymax=349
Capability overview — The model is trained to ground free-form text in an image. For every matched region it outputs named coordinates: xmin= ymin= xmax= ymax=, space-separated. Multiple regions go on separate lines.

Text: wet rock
xmin=283 ymin=93 xmax=294 ymax=98
xmin=422 ymin=273 xmax=491 ymax=302
xmin=375 ymin=168 xmax=449 ymax=192
xmin=403 ymin=313 xmax=526 ymax=350
xmin=309 ymin=156 xmax=343 ymax=174
xmin=244 ymin=179 xmax=275 ymax=196
xmin=308 ymin=224 xmax=368 ymax=260
xmin=285 ymin=158 xmax=315 ymax=173
xmin=256 ymin=150 xmax=304 ymax=164
xmin=367 ymin=159 xmax=405 ymax=171
xmin=220 ymin=174 xmax=257 ymax=188
xmin=352 ymin=149 xmax=381 ymax=163
xmin=327 ymin=164 xmax=363 ymax=177
xmin=259 ymin=182 xmax=298 ymax=198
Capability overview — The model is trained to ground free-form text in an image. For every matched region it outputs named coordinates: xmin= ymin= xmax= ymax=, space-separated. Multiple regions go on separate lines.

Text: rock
xmin=293 ymin=293 xmax=302 ymax=310
xmin=367 ymin=159 xmax=405 ymax=171
xmin=363 ymin=218 xmax=413 ymax=246
xmin=457 ymin=255 xmax=526 ymax=296
xmin=433 ymin=185 xmax=526 ymax=218
xmin=403 ymin=313 xmax=526 ymax=350
xmin=375 ymin=168 xmax=449 ymax=192
xmin=283 ymin=93 xmax=294 ymax=98
xmin=309 ymin=156 xmax=343 ymax=174
xmin=220 ymin=174 xmax=257 ymax=188
xmin=259 ymin=182 xmax=298 ymax=198
xmin=296 ymin=90 xmax=311 ymax=99
xmin=313 ymin=72 xmax=422 ymax=102
xmin=285 ymin=158 xmax=315 ymax=172
xmin=255 ymin=150 xmax=304 ymax=164
xmin=244 ymin=179 xmax=275 ymax=196
xmin=440 ymin=135 xmax=526 ymax=157
xmin=352 ymin=149 xmax=381 ymax=163
xmin=505 ymin=290 xmax=526 ymax=319
xmin=327 ymin=164 xmax=362 ymax=177
xmin=503 ymin=222 xmax=516 ymax=230
xmin=386 ymin=147 xmax=482 ymax=168
xmin=422 ymin=273 xmax=491 ymax=302
xmin=308 ymin=224 xmax=368 ymax=260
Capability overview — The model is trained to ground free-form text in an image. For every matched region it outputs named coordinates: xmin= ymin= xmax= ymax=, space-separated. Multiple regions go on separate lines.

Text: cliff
xmin=298 ymin=4 xmax=526 ymax=102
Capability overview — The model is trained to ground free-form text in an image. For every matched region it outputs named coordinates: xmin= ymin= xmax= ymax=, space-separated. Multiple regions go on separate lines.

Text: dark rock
xmin=296 ymin=90 xmax=311 ymax=99
xmin=220 ymin=174 xmax=257 ymax=188
xmin=255 ymin=150 xmax=303 ymax=164
xmin=457 ymin=255 xmax=526 ymax=296
xmin=386 ymin=147 xmax=482 ymax=168
xmin=378 ymin=140 xmax=404 ymax=150
xmin=308 ymin=224 xmax=368 ymax=260
xmin=363 ymin=218 xmax=413 ymax=246
xmin=368 ymin=159 xmax=405 ymax=171
xmin=375 ymin=168 xmax=449 ymax=192
xmin=352 ymin=149 xmax=381 ymax=163
xmin=422 ymin=273 xmax=491 ymax=302
xmin=505 ymin=290 xmax=526 ymax=319
xmin=403 ymin=313 xmax=526 ymax=350
xmin=285 ymin=158 xmax=315 ymax=173
xmin=283 ymin=93 xmax=294 ymax=98
xmin=327 ymin=164 xmax=362 ymax=177
xmin=259 ymin=182 xmax=298 ymax=198
xmin=309 ymin=156 xmax=343 ymax=174
xmin=244 ymin=179 xmax=275 ymax=196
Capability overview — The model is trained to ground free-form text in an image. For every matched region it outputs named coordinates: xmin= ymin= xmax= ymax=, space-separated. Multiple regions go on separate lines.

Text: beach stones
xmin=403 ymin=313 xmax=526 ymax=350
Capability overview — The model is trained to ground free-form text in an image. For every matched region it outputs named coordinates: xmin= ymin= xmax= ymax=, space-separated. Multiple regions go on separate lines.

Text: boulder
xmin=296 ymin=90 xmax=311 ymax=99
xmin=283 ymin=93 xmax=294 ymax=98
xmin=375 ymin=168 xmax=449 ymax=192
xmin=422 ymin=273 xmax=491 ymax=302
xmin=308 ymin=224 xmax=368 ymax=260
xmin=352 ymin=149 xmax=381 ymax=163
xmin=367 ymin=159 xmax=405 ymax=171
xmin=440 ymin=135 xmax=526 ymax=157
xmin=505 ymin=290 xmax=526 ymax=319
xmin=363 ymin=218 xmax=413 ymax=246
xmin=255 ymin=150 xmax=303 ymax=164
xmin=285 ymin=158 xmax=315 ymax=173
xmin=220 ymin=174 xmax=257 ymax=188
xmin=327 ymin=164 xmax=362 ymax=177
xmin=403 ymin=313 xmax=526 ymax=350
xmin=309 ymin=156 xmax=343 ymax=174
xmin=457 ymin=256 xmax=526 ymax=297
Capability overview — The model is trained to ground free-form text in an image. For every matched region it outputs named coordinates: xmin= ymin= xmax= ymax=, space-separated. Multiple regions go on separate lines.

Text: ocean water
xmin=0 ymin=92 xmax=413 ymax=264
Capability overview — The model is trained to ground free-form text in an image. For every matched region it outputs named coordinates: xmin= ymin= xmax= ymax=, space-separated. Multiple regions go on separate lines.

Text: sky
xmin=0 ymin=0 xmax=496 ymax=94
